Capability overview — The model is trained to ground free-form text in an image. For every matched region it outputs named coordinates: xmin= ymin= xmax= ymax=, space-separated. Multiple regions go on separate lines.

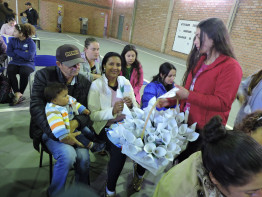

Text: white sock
xmin=106 ymin=186 xmax=115 ymax=195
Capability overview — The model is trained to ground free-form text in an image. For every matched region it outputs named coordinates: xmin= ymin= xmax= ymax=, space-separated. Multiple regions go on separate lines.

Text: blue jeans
xmin=42 ymin=133 xmax=90 ymax=197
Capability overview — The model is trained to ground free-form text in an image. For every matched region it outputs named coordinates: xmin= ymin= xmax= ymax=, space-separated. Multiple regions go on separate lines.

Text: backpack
xmin=0 ymin=73 xmax=14 ymax=103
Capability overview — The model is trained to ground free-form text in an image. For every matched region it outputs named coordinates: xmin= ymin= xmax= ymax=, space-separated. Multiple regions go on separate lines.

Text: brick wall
xmin=230 ymin=0 xmax=262 ymax=77
xmin=5 ymin=0 xmax=39 ymax=23
xmin=165 ymin=0 xmax=234 ymax=59
xmin=111 ymin=0 xmax=262 ymax=77
xmin=7 ymin=0 xmax=112 ymax=37
xmin=111 ymin=0 xmax=134 ymax=42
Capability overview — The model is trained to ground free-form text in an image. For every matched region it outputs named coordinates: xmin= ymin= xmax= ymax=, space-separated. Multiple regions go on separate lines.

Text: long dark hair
xmin=248 ymin=69 xmax=262 ymax=95
xmin=182 ymin=18 xmax=235 ymax=86
xmin=101 ymin=52 xmax=122 ymax=73
xmin=202 ymin=116 xmax=262 ymax=189
xmin=152 ymin=62 xmax=176 ymax=91
xmin=121 ymin=45 xmax=141 ymax=86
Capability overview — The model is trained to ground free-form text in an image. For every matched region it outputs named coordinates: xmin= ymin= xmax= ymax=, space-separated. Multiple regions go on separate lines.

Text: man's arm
xmin=30 ymin=70 xmax=52 ymax=135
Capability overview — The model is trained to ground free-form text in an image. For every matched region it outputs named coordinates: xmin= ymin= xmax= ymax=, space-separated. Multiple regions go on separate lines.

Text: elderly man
xmin=30 ymin=44 xmax=92 ymax=197
xmin=20 ymin=2 xmax=38 ymax=26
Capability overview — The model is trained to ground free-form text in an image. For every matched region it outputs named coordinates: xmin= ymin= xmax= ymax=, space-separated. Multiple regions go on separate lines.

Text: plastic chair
xmin=29 ymin=55 xmax=57 ymax=96
xmin=35 ymin=55 xmax=57 ymax=67
xmin=1 ymin=36 xmax=7 ymax=45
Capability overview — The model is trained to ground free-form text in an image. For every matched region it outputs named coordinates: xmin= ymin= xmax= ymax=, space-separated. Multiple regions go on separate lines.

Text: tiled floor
xmin=0 ymin=30 xmax=241 ymax=197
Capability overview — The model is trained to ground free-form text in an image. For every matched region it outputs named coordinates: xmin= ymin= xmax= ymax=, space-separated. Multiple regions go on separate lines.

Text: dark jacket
xmin=20 ymin=8 xmax=38 ymax=25
xmin=0 ymin=36 xmax=7 ymax=62
xmin=7 ymin=37 xmax=36 ymax=70
xmin=30 ymin=66 xmax=92 ymax=151
xmin=0 ymin=3 xmax=13 ymax=24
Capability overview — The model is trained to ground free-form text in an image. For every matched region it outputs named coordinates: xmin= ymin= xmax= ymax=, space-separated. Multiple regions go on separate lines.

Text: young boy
xmin=21 ymin=12 xmax=28 ymax=24
xmin=44 ymin=82 xmax=105 ymax=152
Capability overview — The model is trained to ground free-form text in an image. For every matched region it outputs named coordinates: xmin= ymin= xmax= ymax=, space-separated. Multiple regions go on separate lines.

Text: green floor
xmin=0 ymin=30 xmax=241 ymax=197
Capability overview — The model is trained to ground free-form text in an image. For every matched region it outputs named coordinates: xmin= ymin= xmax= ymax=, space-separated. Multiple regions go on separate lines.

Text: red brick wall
xmin=112 ymin=0 xmax=262 ymax=77
xmin=132 ymin=0 xmax=170 ymax=51
xmin=165 ymin=0 xmax=234 ymax=59
xmin=230 ymin=0 xmax=262 ymax=77
xmin=111 ymin=0 xmax=134 ymax=42
xmin=7 ymin=0 xmax=112 ymax=37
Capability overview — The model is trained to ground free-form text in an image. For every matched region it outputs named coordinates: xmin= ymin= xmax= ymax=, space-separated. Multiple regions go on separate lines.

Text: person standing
xmin=158 ymin=18 xmax=242 ymax=162
xmin=57 ymin=11 xmax=63 ymax=33
xmin=20 ymin=2 xmax=38 ymax=27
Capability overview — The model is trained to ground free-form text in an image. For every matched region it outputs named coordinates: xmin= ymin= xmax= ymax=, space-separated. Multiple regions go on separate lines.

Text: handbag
xmin=0 ymin=73 xmax=14 ymax=103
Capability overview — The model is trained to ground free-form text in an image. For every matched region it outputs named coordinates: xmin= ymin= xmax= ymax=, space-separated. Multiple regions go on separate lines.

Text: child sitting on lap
xmin=44 ymin=82 xmax=105 ymax=152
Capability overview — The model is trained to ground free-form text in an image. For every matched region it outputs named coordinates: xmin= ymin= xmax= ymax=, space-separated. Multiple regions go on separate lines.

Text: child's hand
xmin=83 ymin=109 xmax=91 ymax=115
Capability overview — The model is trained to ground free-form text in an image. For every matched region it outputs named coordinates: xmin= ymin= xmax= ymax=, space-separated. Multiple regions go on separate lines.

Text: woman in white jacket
xmin=88 ymin=52 xmax=145 ymax=196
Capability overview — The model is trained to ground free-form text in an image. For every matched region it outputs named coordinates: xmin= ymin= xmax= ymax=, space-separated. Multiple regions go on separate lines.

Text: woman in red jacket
xmin=121 ymin=44 xmax=144 ymax=104
xmin=158 ymin=18 xmax=242 ymax=162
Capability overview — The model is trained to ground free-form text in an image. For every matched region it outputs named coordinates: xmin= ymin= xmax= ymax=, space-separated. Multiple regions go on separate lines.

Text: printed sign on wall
xmin=172 ymin=20 xmax=199 ymax=54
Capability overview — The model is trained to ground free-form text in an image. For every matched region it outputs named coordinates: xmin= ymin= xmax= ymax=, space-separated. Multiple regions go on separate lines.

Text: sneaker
xmin=90 ymin=142 xmax=106 ymax=153
xmin=104 ymin=184 xmax=116 ymax=197
xmin=132 ymin=163 xmax=144 ymax=192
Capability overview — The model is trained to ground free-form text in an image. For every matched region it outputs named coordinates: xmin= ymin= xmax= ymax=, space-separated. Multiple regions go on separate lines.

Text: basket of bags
xmin=107 ymin=88 xmax=199 ymax=175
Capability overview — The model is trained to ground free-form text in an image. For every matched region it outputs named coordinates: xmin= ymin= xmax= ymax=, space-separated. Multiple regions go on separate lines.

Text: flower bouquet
xmin=107 ymin=88 xmax=199 ymax=175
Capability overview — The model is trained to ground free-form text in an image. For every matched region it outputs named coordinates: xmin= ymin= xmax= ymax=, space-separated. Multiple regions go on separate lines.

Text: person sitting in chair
xmin=30 ymin=44 xmax=93 ymax=197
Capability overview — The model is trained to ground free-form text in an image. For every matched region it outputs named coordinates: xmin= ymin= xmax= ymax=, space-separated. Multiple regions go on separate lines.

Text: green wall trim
xmin=63 ymin=0 xmax=111 ymax=10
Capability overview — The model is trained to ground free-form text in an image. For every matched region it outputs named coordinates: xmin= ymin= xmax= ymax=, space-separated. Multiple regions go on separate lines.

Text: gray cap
xmin=56 ymin=44 xmax=84 ymax=67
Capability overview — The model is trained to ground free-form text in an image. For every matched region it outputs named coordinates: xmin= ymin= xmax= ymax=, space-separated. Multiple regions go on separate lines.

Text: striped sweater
xmin=45 ymin=96 xmax=86 ymax=140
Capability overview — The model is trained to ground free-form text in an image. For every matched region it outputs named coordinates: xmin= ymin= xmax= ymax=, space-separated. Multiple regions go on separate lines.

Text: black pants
xmin=7 ymin=64 xmax=34 ymax=94
xmin=98 ymin=128 xmax=145 ymax=191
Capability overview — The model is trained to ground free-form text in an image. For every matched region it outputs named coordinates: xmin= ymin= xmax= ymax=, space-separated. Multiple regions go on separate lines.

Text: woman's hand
xmin=175 ymin=84 xmax=189 ymax=100
xmin=113 ymin=100 xmax=124 ymax=116
xmin=157 ymin=98 xmax=170 ymax=108
xmin=123 ymin=97 xmax=133 ymax=109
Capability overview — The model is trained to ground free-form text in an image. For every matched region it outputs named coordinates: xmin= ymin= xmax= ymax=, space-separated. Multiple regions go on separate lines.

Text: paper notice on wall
xmin=172 ymin=20 xmax=199 ymax=54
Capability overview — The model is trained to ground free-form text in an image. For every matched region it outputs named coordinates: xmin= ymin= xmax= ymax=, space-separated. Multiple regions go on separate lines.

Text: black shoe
xmin=90 ymin=142 xmax=106 ymax=153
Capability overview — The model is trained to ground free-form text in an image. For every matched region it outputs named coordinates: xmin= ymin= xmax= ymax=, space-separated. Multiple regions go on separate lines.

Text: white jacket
xmin=88 ymin=74 xmax=137 ymax=134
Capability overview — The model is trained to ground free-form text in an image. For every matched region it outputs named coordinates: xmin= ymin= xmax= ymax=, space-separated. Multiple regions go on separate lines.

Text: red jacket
xmin=120 ymin=64 xmax=144 ymax=104
xmin=179 ymin=54 xmax=242 ymax=129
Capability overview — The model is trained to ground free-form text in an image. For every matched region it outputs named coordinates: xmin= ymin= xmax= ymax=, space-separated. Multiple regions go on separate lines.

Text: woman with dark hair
xmin=0 ymin=17 xmax=16 ymax=36
xmin=154 ymin=116 xmax=262 ymax=197
xmin=0 ymin=0 xmax=13 ymax=29
xmin=234 ymin=70 xmax=262 ymax=127
xmin=3 ymin=2 xmax=15 ymax=22
xmin=80 ymin=37 xmax=102 ymax=81
xmin=7 ymin=23 xmax=36 ymax=105
xmin=141 ymin=62 xmax=176 ymax=110
xmin=88 ymin=52 xmax=146 ymax=196
xmin=120 ymin=44 xmax=144 ymax=104
xmin=158 ymin=18 xmax=242 ymax=162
